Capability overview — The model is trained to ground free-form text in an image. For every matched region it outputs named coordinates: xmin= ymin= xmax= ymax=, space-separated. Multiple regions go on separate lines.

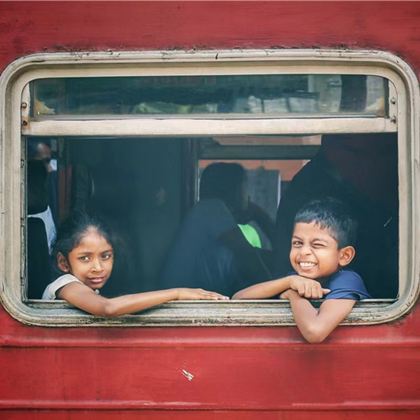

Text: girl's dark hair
xmin=199 ymin=163 xmax=246 ymax=209
xmin=294 ymin=197 xmax=358 ymax=247
xmin=52 ymin=212 xmax=116 ymax=273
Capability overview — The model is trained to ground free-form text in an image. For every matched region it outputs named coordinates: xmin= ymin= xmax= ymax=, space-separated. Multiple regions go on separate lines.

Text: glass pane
xmin=31 ymin=75 xmax=387 ymax=117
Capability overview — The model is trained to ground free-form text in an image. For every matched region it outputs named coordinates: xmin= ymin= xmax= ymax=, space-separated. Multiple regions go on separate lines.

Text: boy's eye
xmin=291 ymin=240 xmax=302 ymax=247
xmin=312 ymin=242 xmax=326 ymax=248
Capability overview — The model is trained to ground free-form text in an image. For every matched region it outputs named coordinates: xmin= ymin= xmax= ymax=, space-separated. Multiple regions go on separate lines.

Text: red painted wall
xmin=0 ymin=1 xmax=419 ymax=418
xmin=1 ymin=1 xmax=420 ymax=71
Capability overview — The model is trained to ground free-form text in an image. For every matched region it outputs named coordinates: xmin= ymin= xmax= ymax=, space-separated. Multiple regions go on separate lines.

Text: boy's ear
xmin=57 ymin=252 xmax=70 ymax=272
xmin=338 ymin=245 xmax=356 ymax=267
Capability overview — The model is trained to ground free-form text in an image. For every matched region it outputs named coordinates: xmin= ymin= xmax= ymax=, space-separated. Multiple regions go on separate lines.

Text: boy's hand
xmin=289 ymin=276 xmax=330 ymax=299
xmin=176 ymin=288 xmax=229 ymax=301
xmin=280 ymin=289 xmax=299 ymax=300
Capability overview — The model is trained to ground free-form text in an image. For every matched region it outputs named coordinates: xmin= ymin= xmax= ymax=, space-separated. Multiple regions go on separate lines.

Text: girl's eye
xmin=78 ymin=256 xmax=90 ymax=262
xmin=102 ymin=252 xmax=113 ymax=260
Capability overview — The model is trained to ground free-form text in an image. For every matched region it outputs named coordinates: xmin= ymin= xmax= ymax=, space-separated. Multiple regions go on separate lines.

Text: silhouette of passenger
xmin=273 ymin=133 xmax=398 ymax=298
xmin=27 ymin=140 xmax=57 ymax=252
xmin=27 ymin=159 xmax=51 ymax=298
xmin=160 ymin=163 xmax=274 ymax=296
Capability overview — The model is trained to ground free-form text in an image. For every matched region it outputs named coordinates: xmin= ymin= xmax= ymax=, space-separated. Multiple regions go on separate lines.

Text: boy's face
xmin=289 ymin=222 xmax=354 ymax=280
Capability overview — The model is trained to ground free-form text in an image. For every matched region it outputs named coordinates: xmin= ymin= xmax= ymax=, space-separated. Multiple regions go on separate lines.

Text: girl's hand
xmin=289 ymin=276 xmax=330 ymax=299
xmin=175 ymin=288 xmax=229 ymax=301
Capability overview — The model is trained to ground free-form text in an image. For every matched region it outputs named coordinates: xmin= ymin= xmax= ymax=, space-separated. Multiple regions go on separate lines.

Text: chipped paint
xmin=181 ymin=369 xmax=194 ymax=381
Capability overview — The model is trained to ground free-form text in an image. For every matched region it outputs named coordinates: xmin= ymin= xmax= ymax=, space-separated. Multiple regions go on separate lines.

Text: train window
xmin=32 ymin=74 xmax=386 ymax=117
xmin=0 ymin=50 xmax=418 ymax=327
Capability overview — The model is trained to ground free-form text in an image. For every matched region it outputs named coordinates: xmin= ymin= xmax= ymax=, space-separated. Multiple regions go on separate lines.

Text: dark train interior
xmin=26 ymin=132 xmax=398 ymax=300
xmin=25 ymin=73 xmax=399 ymax=301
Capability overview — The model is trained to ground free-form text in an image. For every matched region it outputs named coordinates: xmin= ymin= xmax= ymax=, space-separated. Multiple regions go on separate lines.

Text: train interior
xmin=26 ymin=132 xmax=399 ymax=301
xmin=24 ymin=73 xmax=399 ymax=301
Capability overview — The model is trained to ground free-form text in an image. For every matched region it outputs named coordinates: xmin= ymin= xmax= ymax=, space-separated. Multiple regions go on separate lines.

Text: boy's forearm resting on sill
xmin=281 ymin=289 xmax=356 ymax=343
xmin=232 ymin=275 xmax=330 ymax=300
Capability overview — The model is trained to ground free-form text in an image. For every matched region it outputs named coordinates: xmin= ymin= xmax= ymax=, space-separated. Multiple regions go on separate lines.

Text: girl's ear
xmin=57 ymin=252 xmax=70 ymax=272
xmin=338 ymin=246 xmax=356 ymax=267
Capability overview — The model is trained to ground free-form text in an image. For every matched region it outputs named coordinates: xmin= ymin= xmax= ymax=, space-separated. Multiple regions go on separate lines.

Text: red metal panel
xmin=1 ymin=412 xmax=420 ymax=420
xmin=0 ymin=1 xmax=419 ymax=417
xmin=0 ymin=1 xmax=420 ymax=71
xmin=0 ymin=305 xmax=419 ymax=415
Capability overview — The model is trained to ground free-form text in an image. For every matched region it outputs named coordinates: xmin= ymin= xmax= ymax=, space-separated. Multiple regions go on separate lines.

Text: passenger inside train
xmin=159 ymin=162 xmax=274 ymax=297
xmin=41 ymin=212 xmax=228 ymax=315
xmin=27 ymin=159 xmax=51 ymax=299
xmin=233 ymin=197 xmax=371 ymax=343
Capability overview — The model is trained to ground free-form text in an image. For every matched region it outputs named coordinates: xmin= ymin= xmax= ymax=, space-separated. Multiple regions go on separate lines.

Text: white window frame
xmin=0 ymin=49 xmax=418 ymax=327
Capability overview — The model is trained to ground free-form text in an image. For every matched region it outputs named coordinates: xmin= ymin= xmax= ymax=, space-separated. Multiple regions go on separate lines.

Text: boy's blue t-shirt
xmin=291 ymin=269 xmax=371 ymax=300
xmin=322 ymin=270 xmax=371 ymax=300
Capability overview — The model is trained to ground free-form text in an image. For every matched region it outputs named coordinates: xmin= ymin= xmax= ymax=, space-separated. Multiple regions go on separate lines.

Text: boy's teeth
xmin=299 ymin=262 xmax=315 ymax=267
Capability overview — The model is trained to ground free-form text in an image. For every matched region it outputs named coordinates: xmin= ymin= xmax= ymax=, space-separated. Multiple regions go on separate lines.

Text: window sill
xmin=17 ymin=299 xmax=398 ymax=327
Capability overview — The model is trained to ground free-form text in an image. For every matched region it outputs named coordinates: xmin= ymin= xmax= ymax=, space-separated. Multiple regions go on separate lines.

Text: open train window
xmin=0 ymin=50 xmax=418 ymax=326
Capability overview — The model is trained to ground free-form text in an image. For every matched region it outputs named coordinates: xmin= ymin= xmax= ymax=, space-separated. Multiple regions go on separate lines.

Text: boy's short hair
xmin=294 ymin=197 xmax=358 ymax=247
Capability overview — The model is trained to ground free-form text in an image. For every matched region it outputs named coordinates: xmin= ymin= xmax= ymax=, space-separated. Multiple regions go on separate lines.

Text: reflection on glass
xmin=31 ymin=75 xmax=387 ymax=117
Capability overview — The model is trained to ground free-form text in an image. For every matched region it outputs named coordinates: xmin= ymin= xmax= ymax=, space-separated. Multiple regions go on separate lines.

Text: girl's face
xmin=58 ymin=228 xmax=114 ymax=290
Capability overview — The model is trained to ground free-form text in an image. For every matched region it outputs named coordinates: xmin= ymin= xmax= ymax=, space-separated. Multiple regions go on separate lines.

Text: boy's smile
xmin=290 ymin=222 xmax=352 ymax=280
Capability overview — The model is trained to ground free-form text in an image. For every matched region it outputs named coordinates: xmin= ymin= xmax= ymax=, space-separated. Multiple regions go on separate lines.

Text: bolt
xmin=390 ymin=116 xmax=397 ymax=124
xmin=390 ymin=97 xmax=396 ymax=105
xmin=21 ymin=102 xmax=28 ymax=109
xmin=22 ymin=120 xmax=28 ymax=126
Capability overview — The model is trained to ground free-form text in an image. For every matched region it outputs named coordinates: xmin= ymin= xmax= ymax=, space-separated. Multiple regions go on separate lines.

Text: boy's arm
xmin=232 ymin=275 xmax=330 ymax=299
xmin=58 ymin=282 xmax=228 ymax=317
xmin=282 ymin=289 xmax=355 ymax=343
xmin=232 ymin=276 xmax=294 ymax=299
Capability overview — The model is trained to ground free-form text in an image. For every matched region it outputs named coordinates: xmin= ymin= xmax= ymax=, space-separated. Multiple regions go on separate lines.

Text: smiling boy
xmin=233 ymin=198 xmax=370 ymax=343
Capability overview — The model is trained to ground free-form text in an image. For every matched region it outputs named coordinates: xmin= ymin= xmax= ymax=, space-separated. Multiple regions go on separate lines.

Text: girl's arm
xmin=281 ymin=289 xmax=355 ymax=343
xmin=58 ymin=283 xmax=228 ymax=317
xmin=232 ymin=275 xmax=329 ymax=300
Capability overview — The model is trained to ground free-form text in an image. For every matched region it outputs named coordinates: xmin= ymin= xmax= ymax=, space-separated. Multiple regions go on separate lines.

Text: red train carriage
xmin=0 ymin=2 xmax=419 ymax=419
